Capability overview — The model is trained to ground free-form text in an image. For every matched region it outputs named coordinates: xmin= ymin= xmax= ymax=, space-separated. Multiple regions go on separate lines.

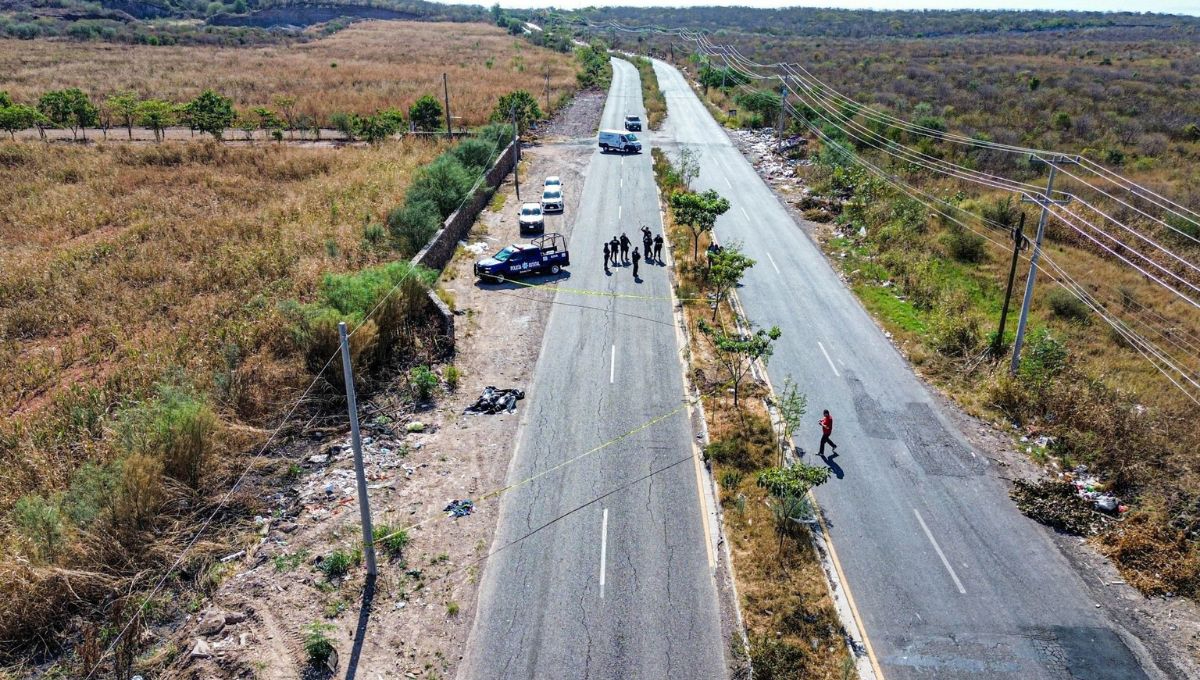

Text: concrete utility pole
xmin=443 ymin=73 xmax=452 ymax=140
xmin=511 ymin=103 xmax=521 ymax=201
xmin=338 ymin=322 xmax=377 ymax=577
xmin=545 ymin=64 xmax=551 ymax=113
xmin=776 ymin=76 xmax=787 ymax=153
xmin=1010 ymin=156 xmax=1077 ymax=374
xmin=993 ymin=211 xmax=1025 ymax=356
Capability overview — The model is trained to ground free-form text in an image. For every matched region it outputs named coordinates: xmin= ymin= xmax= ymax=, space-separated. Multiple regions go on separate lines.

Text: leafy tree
xmin=670 ymin=189 xmax=731 ymax=258
xmin=706 ymin=242 xmax=755 ymax=320
xmin=0 ymin=104 xmax=45 ymax=140
xmin=698 ymin=318 xmax=781 ymax=407
xmin=492 ymin=90 xmax=542 ymax=135
xmin=450 ymin=138 xmax=497 ymax=172
xmin=756 ymin=464 xmax=830 ymax=499
xmin=107 ymin=91 xmax=140 ymax=140
xmin=699 ymin=65 xmax=749 ymax=91
xmin=734 ymin=89 xmax=782 ymax=124
xmin=236 ymin=110 xmax=256 ymax=141
xmin=388 ymin=199 xmax=442 ymax=257
xmin=252 ymin=106 xmax=283 ymax=135
xmin=774 ymin=375 xmax=807 ymax=460
xmin=184 ymin=89 xmax=235 ymax=141
xmin=1052 ymin=111 xmax=1072 ymax=131
xmin=0 ymin=91 xmax=11 ymax=107
xmin=358 ymin=112 xmax=401 ymax=144
xmin=408 ymin=94 xmax=443 ymax=132
xmin=575 ymin=40 xmax=612 ymax=89
xmin=38 ymin=88 xmax=98 ymax=140
xmin=677 ymin=146 xmax=700 ymax=190
xmin=135 ymin=99 xmax=175 ymax=143
xmin=406 ymin=155 xmax=474 ymax=218
xmin=330 ymin=112 xmax=358 ymax=141
xmin=273 ymin=95 xmax=298 ymax=137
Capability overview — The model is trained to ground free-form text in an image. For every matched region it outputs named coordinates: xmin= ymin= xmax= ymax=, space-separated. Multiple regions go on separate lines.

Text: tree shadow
xmin=342 ymin=574 xmax=376 ymax=680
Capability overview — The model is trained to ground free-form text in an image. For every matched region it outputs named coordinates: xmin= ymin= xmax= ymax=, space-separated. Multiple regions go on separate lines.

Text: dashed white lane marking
xmin=913 ymin=508 xmax=967 ymax=595
xmin=725 ymin=175 xmax=733 ymax=189
xmin=741 ymin=206 xmax=750 ymax=220
xmin=817 ymin=341 xmax=840 ymax=377
xmin=765 ymin=252 xmax=781 ymax=274
xmin=618 ymin=205 xmax=622 ymax=220
xmin=600 ymin=508 xmax=609 ymax=599
xmin=610 ymin=345 xmax=616 ymax=384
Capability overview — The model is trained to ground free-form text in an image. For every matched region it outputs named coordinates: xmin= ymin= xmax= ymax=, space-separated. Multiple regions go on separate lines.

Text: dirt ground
xmin=163 ymin=92 xmax=604 ymax=680
xmin=727 ymin=128 xmax=1200 ymax=680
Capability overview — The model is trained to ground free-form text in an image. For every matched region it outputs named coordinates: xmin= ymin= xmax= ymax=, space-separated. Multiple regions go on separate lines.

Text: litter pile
xmin=444 ymin=499 xmax=474 ymax=518
xmin=465 ymin=386 xmax=525 ymax=414
xmin=1011 ymin=479 xmax=1104 ymax=535
xmin=728 ymin=129 xmax=810 ymax=181
xmin=1063 ymin=464 xmax=1126 ymax=514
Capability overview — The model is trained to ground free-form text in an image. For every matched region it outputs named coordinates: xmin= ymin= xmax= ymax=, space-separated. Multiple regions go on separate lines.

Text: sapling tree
xmin=698 ymin=318 xmax=781 ymax=408
xmin=706 ymin=241 xmax=755 ymax=320
xmin=670 ymin=188 xmax=730 ymax=259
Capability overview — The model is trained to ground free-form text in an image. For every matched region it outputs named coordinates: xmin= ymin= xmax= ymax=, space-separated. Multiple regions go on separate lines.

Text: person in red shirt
xmin=819 ymin=409 xmax=838 ymax=456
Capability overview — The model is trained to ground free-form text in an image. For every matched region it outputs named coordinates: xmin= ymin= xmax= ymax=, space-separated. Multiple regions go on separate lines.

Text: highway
xmin=458 ymin=59 xmax=726 ymax=679
xmin=651 ymin=58 xmax=1158 ymax=680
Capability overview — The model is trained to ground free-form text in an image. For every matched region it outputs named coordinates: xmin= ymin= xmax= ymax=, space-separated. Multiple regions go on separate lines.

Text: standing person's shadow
xmin=819 ymin=451 xmax=844 ymax=479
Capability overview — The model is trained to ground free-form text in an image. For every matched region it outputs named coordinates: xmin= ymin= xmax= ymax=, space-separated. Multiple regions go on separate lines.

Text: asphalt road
xmin=459 ymin=59 xmax=726 ymax=679
xmin=652 ymin=58 xmax=1158 ymax=680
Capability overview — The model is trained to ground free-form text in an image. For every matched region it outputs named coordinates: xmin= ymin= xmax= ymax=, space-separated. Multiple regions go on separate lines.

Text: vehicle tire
xmin=600 ymin=144 xmax=609 ymax=152
xmin=549 ymin=264 xmax=561 ymax=275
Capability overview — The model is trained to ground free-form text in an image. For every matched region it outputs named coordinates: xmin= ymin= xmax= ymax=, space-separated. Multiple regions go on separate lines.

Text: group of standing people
xmin=604 ymin=226 xmax=665 ymax=279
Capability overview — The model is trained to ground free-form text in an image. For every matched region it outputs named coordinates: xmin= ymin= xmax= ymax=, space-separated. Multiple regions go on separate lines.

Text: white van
xmin=598 ymin=129 xmax=642 ymax=154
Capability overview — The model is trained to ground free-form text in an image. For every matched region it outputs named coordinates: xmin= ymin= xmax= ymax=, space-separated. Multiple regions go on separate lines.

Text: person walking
xmin=603 ymin=242 xmax=611 ymax=273
xmin=631 ymin=246 xmax=641 ymax=279
xmin=642 ymin=231 xmax=653 ymax=263
xmin=818 ymin=409 xmax=838 ymax=456
xmin=619 ymin=233 xmax=631 ymax=263
xmin=653 ymin=233 xmax=664 ymax=262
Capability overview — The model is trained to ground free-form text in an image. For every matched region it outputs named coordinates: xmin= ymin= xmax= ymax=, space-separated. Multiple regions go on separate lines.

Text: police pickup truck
xmin=475 ymin=233 xmax=570 ymax=282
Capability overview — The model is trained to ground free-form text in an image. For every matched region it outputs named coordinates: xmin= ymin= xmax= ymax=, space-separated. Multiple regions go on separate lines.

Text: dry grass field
xmin=0 ymin=20 xmax=578 ymax=124
xmin=0 ymin=20 xmax=581 ymax=668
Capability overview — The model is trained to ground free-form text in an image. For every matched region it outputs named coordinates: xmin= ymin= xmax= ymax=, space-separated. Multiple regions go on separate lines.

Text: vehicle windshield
xmin=492 ymin=246 xmax=517 ymax=262
xmin=624 ymin=133 xmax=638 ymax=141
xmin=521 ymin=206 xmax=541 ymax=216
xmin=543 ymin=190 xmax=561 ymax=199
xmin=626 ymin=116 xmax=639 ymax=121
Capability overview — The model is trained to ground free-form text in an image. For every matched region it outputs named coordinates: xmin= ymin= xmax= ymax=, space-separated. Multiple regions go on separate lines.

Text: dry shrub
xmin=1100 ymin=509 xmax=1200 ymax=597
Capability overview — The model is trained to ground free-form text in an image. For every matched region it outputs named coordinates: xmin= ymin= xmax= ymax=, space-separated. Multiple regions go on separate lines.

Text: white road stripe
xmin=600 ymin=508 xmax=609 ymax=599
xmin=913 ymin=508 xmax=967 ymax=595
xmin=740 ymin=206 xmax=750 ymax=221
xmin=725 ymin=175 xmax=733 ymax=189
xmin=610 ymin=345 xmax=616 ymax=384
xmin=618 ymin=205 xmax=622 ymax=220
xmin=817 ymin=341 xmax=840 ymax=377
xmin=765 ymin=252 xmax=780 ymax=274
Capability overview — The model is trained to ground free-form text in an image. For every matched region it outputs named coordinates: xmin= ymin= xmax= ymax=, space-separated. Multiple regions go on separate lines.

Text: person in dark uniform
xmin=610 ymin=236 xmax=621 ymax=264
xmin=653 ymin=234 xmax=664 ymax=263
xmin=603 ymin=242 xmax=611 ymax=273
xmin=631 ymin=246 xmax=641 ymax=278
xmin=619 ymin=233 xmax=631 ymax=263
xmin=642 ymin=230 xmax=653 ymax=263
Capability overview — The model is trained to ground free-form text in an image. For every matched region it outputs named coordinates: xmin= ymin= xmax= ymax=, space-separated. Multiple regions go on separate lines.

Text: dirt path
xmin=163 ymin=96 xmax=603 ymax=680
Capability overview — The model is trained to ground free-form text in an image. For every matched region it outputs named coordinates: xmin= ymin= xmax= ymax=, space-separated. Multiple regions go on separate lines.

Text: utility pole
xmin=338 ymin=322 xmax=376 ymax=577
xmin=510 ymin=103 xmax=521 ymax=201
xmin=443 ymin=73 xmax=452 ymax=140
xmin=776 ymin=77 xmax=787 ymax=153
xmin=1010 ymin=156 xmax=1077 ymax=374
xmin=545 ymin=64 xmax=551 ymax=113
xmin=993 ymin=211 xmax=1025 ymax=356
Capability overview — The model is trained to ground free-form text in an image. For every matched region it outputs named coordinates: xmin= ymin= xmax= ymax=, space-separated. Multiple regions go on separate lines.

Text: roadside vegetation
xmin=0 ymin=21 xmax=579 ymax=132
xmin=653 ymin=148 xmax=855 ymax=679
xmin=0 ymin=19 xmax=576 ymax=672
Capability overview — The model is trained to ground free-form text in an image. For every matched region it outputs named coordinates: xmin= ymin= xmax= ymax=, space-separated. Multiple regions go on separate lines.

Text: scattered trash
xmin=463 ymin=241 xmax=490 ymax=255
xmin=308 ymin=454 xmax=330 ymax=465
xmin=1011 ymin=479 xmax=1104 ymax=535
xmin=189 ymin=639 xmax=212 ymax=658
xmin=219 ymin=550 xmax=246 ymax=563
xmin=444 ymin=499 xmax=475 ymax=518
xmin=406 ymin=421 xmax=426 ymax=433
xmin=465 ymin=386 xmax=525 ymax=414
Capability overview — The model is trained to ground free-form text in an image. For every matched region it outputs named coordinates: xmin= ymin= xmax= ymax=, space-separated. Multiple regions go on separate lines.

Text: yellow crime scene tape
xmin=490 ymin=274 xmax=709 ymax=303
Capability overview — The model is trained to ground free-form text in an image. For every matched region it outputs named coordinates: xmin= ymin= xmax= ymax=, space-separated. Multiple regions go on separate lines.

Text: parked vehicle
xmin=518 ymin=202 xmax=544 ymax=234
xmin=544 ymin=175 xmax=562 ymax=191
xmin=598 ymin=129 xmax=642 ymax=154
xmin=541 ymin=186 xmax=563 ymax=213
xmin=475 ymin=233 xmax=570 ymax=281
xmin=624 ymin=114 xmax=643 ymax=131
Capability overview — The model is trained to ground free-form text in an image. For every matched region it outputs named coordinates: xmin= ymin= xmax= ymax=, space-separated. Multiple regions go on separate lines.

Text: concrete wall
xmin=413 ymin=140 xmax=519 ymax=352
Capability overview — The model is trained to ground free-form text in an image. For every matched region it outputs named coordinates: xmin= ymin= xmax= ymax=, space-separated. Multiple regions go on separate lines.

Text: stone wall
xmin=414 ymin=140 xmax=519 ymax=351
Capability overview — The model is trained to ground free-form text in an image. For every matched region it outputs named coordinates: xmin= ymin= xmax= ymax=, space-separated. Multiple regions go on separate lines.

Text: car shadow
xmin=473 ymin=270 xmax=572 ymax=291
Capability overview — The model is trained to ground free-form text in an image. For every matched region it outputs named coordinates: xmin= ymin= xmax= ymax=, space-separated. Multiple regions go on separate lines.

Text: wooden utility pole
xmin=443 ymin=73 xmax=452 ymax=139
xmin=993 ymin=212 xmax=1025 ymax=356
xmin=545 ymin=64 xmax=551 ymax=113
